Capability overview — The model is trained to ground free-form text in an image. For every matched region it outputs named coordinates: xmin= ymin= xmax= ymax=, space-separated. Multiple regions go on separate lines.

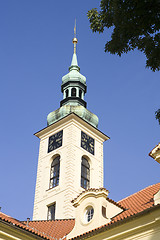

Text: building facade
xmin=1 ymin=31 xmax=160 ymax=240
xmin=33 ymin=34 xmax=109 ymax=221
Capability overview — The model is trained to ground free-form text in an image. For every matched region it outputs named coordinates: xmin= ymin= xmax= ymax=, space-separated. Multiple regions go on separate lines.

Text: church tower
xmin=33 ymin=27 xmax=109 ymax=221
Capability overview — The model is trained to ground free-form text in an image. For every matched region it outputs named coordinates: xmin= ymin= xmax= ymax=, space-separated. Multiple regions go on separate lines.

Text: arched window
xmin=71 ymin=88 xmax=76 ymax=97
xmin=50 ymin=156 xmax=60 ymax=188
xmin=79 ymin=89 xmax=82 ymax=98
xmin=81 ymin=157 xmax=90 ymax=189
xmin=65 ymin=89 xmax=69 ymax=98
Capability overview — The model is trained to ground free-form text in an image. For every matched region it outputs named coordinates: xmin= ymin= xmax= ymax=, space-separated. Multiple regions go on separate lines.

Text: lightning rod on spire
xmin=74 ymin=19 xmax=76 ymax=38
xmin=73 ymin=19 xmax=78 ymax=54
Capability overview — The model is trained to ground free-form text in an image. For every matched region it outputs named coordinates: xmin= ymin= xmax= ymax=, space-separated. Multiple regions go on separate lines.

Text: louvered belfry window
xmin=81 ymin=157 xmax=90 ymax=189
xmin=50 ymin=156 xmax=60 ymax=188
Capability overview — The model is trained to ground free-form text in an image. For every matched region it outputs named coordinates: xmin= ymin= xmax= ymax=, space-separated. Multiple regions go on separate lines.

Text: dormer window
xmin=85 ymin=206 xmax=94 ymax=222
xmin=102 ymin=206 xmax=107 ymax=218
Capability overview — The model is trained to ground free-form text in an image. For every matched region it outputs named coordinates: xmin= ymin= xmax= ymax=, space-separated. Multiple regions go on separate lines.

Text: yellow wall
xmin=77 ymin=208 xmax=160 ymax=240
xmin=0 ymin=222 xmax=41 ymax=240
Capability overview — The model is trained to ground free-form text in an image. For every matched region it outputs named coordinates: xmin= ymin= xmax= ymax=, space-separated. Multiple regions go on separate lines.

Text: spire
xmin=60 ymin=21 xmax=87 ymax=109
xmin=47 ymin=22 xmax=99 ymax=128
xmin=70 ymin=20 xmax=79 ymax=71
xmin=73 ymin=19 xmax=77 ymax=54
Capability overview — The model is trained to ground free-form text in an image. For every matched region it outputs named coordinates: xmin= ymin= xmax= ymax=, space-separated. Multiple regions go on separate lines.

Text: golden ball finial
xmin=73 ymin=37 xmax=78 ymax=44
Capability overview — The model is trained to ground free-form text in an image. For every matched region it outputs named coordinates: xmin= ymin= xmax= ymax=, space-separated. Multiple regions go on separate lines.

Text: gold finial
xmin=73 ymin=19 xmax=78 ymax=54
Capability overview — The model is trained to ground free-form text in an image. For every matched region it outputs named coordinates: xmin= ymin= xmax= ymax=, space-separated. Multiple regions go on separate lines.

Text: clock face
xmin=48 ymin=130 xmax=63 ymax=153
xmin=81 ymin=131 xmax=95 ymax=155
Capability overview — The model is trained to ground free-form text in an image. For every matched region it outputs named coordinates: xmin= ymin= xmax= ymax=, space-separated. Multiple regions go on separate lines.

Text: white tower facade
xmin=33 ymin=31 xmax=109 ymax=220
xmin=33 ymin=114 xmax=108 ymax=220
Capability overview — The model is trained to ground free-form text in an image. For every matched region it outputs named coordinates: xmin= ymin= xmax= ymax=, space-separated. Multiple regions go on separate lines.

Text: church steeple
xmin=60 ymin=24 xmax=87 ymax=108
xmin=47 ymin=25 xmax=98 ymax=128
xmin=33 ymin=24 xmax=109 ymax=222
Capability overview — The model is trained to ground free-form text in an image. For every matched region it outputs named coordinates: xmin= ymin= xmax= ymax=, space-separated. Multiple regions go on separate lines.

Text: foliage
xmin=87 ymin=0 xmax=160 ymax=71
xmin=155 ymin=109 xmax=160 ymax=124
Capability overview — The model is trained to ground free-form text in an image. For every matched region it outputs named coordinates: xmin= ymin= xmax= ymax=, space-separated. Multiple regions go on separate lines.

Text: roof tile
xmin=24 ymin=219 xmax=75 ymax=239
xmin=70 ymin=182 xmax=160 ymax=239
xmin=1 ymin=183 xmax=160 ymax=239
xmin=0 ymin=212 xmax=74 ymax=239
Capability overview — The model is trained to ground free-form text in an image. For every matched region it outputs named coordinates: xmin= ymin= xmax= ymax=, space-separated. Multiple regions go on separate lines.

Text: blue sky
xmin=0 ymin=0 xmax=160 ymax=221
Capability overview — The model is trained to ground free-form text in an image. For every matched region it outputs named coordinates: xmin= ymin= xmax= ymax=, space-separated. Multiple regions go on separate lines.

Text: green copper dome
xmin=62 ymin=53 xmax=86 ymax=85
xmin=47 ymin=105 xmax=99 ymax=128
xmin=47 ymin=31 xmax=99 ymax=128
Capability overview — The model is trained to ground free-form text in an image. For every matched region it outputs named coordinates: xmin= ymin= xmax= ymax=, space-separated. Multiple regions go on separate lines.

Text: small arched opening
xmin=79 ymin=89 xmax=82 ymax=98
xmin=71 ymin=88 xmax=76 ymax=97
xmin=65 ymin=89 xmax=69 ymax=98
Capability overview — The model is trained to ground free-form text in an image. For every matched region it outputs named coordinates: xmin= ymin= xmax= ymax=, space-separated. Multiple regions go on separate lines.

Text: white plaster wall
xmin=67 ymin=193 xmax=123 ymax=239
xmin=33 ymin=117 xmax=105 ymax=220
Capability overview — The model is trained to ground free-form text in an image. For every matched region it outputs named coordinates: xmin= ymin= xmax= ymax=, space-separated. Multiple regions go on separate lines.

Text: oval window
xmin=85 ymin=206 xmax=94 ymax=222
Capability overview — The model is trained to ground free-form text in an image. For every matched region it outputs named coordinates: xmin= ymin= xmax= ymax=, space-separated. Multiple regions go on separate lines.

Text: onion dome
xmin=47 ymin=23 xmax=99 ymax=128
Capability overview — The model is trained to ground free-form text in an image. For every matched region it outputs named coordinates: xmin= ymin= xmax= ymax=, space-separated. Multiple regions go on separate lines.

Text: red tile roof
xmin=1 ymin=183 xmax=160 ymax=240
xmin=0 ymin=212 xmax=74 ymax=239
xmin=70 ymin=182 xmax=160 ymax=239
xmin=26 ymin=219 xmax=75 ymax=239
xmin=116 ymin=182 xmax=160 ymax=220
xmin=0 ymin=212 xmax=49 ymax=239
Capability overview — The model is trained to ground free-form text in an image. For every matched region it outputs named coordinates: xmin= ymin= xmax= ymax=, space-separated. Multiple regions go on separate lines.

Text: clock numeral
xmin=49 ymin=145 xmax=54 ymax=151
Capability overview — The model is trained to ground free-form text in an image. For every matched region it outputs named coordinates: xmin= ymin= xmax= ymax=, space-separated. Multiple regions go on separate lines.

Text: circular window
xmin=85 ymin=207 xmax=94 ymax=222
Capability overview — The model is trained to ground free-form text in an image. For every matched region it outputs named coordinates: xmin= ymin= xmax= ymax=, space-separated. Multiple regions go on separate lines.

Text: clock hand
xmin=56 ymin=138 xmax=61 ymax=142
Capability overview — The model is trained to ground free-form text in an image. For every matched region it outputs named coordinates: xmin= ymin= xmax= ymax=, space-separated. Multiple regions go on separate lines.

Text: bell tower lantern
xmin=60 ymin=31 xmax=87 ymax=108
